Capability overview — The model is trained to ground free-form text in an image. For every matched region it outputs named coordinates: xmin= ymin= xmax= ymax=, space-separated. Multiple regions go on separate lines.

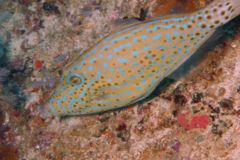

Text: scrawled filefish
xmin=45 ymin=0 xmax=240 ymax=116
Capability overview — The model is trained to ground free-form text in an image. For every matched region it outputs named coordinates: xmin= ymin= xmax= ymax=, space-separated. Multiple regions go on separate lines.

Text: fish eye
xmin=69 ymin=76 xmax=82 ymax=85
xmin=67 ymin=74 xmax=84 ymax=85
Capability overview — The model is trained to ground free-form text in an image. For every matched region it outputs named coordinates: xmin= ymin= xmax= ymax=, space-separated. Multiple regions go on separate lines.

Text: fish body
xmin=47 ymin=0 xmax=240 ymax=116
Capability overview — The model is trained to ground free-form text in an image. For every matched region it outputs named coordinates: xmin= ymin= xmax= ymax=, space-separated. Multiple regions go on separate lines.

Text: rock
xmin=43 ymin=2 xmax=60 ymax=14
xmin=0 ymin=145 xmax=18 ymax=160
xmin=192 ymin=92 xmax=203 ymax=103
xmin=219 ymin=99 xmax=233 ymax=109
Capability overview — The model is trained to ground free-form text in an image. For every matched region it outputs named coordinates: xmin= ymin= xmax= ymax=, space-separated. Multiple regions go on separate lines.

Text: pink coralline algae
xmin=34 ymin=60 xmax=44 ymax=70
xmin=177 ymin=113 xmax=210 ymax=129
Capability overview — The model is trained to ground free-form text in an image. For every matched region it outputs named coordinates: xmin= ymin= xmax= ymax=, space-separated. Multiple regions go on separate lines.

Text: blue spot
xmin=157 ymin=64 xmax=166 ymax=74
xmin=148 ymin=74 xmax=153 ymax=78
xmin=161 ymin=55 xmax=166 ymax=60
xmin=108 ymin=77 xmax=113 ymax=82
xmin=136 ymin=86 xmax=141 ymax=90
xmin=132 ymin=51 xmax=138 ymax=56
xmin=141 ymin=35 xmax=147 ymax=40
xmin=112 ymin=33 xmax=131 ymax=43
xmin=81 ymin=60 xmax=86 ymax=65
xmin=128 ymin=76 xmax=137 ymax=80
xmin=83 ymin=71 xmax=88 ymax=77
xmin=147 ymin=64 xmax=154 ymax=70
xmin=107 ymin=54 xmax=113 ymax=60
xmin=101 ymin=45 xmax=111 ymax=51
xmin=111 ymin=85 xmax=122 ymax=89
xmin=157 ymin=45 xmax=166 ymax=49
xmin=152 ymin=25 xmax=161 ymax=30
xmin=114 ymin=43 xmax=131 ymax=52
xmin=90 ymin=58 xmax=97 ymax=64
xmin=103 ymin=35 xmax=114 ymax=43
xmin=165 ymin=33 xmax=172 ymax=43
xmin=146 ymin=53 xmax=154 ymax=60
xmin=132 ymin=62 xmax=138 ymax=66
xmin=139 ymin=71 xmax=144 ymax=75
xmin=133 ymin=38 xmax=138 ymax=43
xmin=145 ymin=20 xmax=160 ymax=25
xmin=114 ymin=48 xmax=120 ymax=52
xmin=132 ymin=27 xmax=143 ymax=34
xmin=103 ymin=63 xmax=108 ymax=68
xmin=190 ymin=16 xmax=195 ymax=20
xmin=122 ymin=43 xmax=131 ymax=48
xmin=173 ymin=31 xmax=179 ymax=36
xmin=151 ymin=79 xmax=156 ymax=84
xmin=98 ymin=54 xmax=103 ymax=58
xmin=72 ymin=65 xmax=83 ymax=70
xmin=88 ymin=66 xmax=93 ymax=70
xmin=109 ymin=68 xmax=114 ymax=72
xmin=118 ymin=58 xmax=128 ymax=63
xmin=177 ymin=55 xmax=186 ymax=64
xmin=178 ymin=48 xmax=182 ymax=52
xmin=180 ymin=39 xmax=185 ymax=44
xmin=171 ymin=53 xmax=177 ymax=57
xmin=161 ymin=17 xmax=187 ymax=23
xmin=49 ymin=101 xmax=56 ymax=114
xmin=153 ymin=34 xmax=161 ymax=40
xmin=144 ymin=46 xmax=151 ymax=50
xmin=141 ymin=80 xmax=147 ymax=85
xmin=146 ymin=28 xmax=155 ymax=32
xmin=156 ymin=24 xmax=172 ymax=29
xmin=119 ymin=68 xmax=125 ymax=76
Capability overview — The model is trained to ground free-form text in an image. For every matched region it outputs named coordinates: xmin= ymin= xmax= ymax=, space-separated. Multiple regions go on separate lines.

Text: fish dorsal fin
xmin=110 ymin=18 xmax=143 ymax=31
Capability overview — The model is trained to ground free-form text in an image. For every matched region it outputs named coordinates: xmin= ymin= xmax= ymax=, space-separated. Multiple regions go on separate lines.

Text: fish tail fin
xmin=194 ymin=0 xmax=240 ymax=29
xmin=231 ymin=0 xmax=240 ymax=19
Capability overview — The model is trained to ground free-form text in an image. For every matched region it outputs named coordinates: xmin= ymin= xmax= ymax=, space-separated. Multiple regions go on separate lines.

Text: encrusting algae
xmin=46 ymin=0 xmax=240 ymax=116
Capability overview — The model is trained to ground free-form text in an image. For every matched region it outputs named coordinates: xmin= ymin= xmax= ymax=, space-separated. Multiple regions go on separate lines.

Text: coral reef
xmin=0 ymin=0 xmax=239 ymax=159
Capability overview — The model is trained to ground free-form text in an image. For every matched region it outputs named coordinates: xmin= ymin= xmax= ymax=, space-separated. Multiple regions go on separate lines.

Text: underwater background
xmin=0 ymin=0 xmax=240 ymax=159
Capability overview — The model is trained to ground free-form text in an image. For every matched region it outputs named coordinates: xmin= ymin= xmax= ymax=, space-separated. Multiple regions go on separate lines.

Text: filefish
xmin=45 ymin=0 xmax=240 ymax=116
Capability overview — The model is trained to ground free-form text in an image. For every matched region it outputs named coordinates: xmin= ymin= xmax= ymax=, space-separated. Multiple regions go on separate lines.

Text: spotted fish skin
xmin=47 ymin=0 xmax=240 ymax=116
